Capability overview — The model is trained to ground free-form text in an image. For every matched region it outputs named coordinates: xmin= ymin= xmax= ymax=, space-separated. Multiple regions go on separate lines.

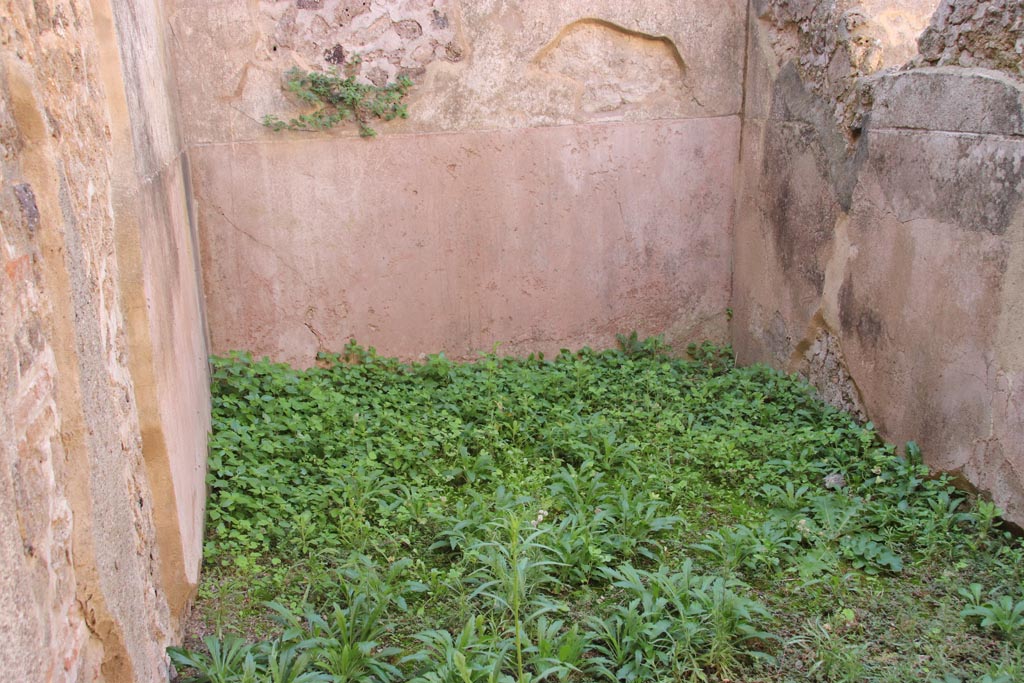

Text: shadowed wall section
xmin=734 ymin=0 xmax=1024 ymax=523
xmin=92 ymin=0 xmax=211 ymax=623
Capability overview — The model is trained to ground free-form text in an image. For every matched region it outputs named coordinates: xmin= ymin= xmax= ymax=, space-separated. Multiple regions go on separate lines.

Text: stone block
xmin=867 ymin=66 xmax=1024 ymax=136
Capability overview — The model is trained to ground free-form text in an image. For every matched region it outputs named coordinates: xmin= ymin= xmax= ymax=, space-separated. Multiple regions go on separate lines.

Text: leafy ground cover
xmin=176 ymin=339 xmax=1024 ymax=682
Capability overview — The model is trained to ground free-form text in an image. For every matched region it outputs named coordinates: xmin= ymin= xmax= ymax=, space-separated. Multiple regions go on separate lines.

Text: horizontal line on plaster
xmin=136 ymin=145 xmax=191 ymax=186
xmin=743 ymin=116 xmax=1023 ymax=141
xmin=867 ymin=126 xmax=1024 ymax=141
xmin=188 ymin=113 xmax=743 ymax=149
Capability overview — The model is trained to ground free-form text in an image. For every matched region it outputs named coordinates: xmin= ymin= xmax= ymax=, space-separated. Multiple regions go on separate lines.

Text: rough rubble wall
xmin=912 ymin=0 xmax=1024 ymax=78
xmin=171 ymin=0 xmax=745 ymax=365
xmin=258 ymin=0 xmax=464 ymax=86
xmin=734 ymin=0 xmax=1024 ymax=523
xmin=1 ymin=0 xmax=209 ymax=680
xmin=0 ymin=165 xmax=92 ymax=677
xmin=751 ymin=0 xmax=935 ymax=134
xmin=790 ymin=314 xmax=869 ymax=421
xmin=0 ymin=9 xmax=90 ymax=679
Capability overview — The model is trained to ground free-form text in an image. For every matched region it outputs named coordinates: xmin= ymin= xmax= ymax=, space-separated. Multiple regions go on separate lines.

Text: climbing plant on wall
xmin=263 ymin=67 xmax=413 ymax=137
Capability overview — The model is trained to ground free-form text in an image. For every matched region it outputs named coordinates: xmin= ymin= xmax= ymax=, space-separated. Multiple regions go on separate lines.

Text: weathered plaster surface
xmin=869 ymin=66 xmax=1024 ymax=134
xmin=194 ymin=117 xmax=738 ymax=366
xmin=2 ymin=0 xmax=172 ymax=679
xmin=836 ymin=74 xmax=1024 ymax=519
xmin=93 ymin=0 xmax=211 ymax=625
xmin=167 ymin=0 xmax=746 ymax=142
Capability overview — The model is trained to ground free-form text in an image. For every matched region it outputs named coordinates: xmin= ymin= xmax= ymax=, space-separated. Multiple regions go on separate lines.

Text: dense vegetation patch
xmin=177 ymin=340 xmax=1024 ymax=682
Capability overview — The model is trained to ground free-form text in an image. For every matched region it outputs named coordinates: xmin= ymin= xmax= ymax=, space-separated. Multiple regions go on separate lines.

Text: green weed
xmin=263 ymin=68 xmax=412 ymax=137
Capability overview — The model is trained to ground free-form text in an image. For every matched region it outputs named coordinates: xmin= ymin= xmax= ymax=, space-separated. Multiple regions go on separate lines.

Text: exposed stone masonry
xmin=753 ymin=0 xmax=890 ymax=134
xmin=259 ymin=0 xmax=464 ymax=85
xmin=912 ymin=0 xmax=1024 ymax=80
xmin=737 ymin=0 xmax=1024 ymax=521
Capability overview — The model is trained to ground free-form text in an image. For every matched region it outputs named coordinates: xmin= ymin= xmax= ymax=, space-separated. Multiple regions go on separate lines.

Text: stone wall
xmin=734 ymin=0 xmax=1024 ymax=523
xmin=912 ymin=0 xmax=1024 ymax=78
xmin=170 ymin=0 xmax=746 ymax=365
xmin=839 ymin=67 xmax=1024 ymax=520
xmin=1 ymin=0 xmax=209 ymax=680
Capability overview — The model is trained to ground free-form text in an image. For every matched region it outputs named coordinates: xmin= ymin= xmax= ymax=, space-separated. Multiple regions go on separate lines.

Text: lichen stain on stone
xmin=444 ymin=41 xmax=463 ymax=62
xmin=13 ymin=183 xmax=40 ymax=234
xmin=393 ymin=19 xmax=423 ymax=40
xmin=431 ymin=9 xmax=449 ymax=29
xmin=839 ymin=273 xmax=885 ymax=349
xmin=533 ymin=19 xmax=689 ymax=120
xmin=323 ymin=43 xmax=345 ymax=64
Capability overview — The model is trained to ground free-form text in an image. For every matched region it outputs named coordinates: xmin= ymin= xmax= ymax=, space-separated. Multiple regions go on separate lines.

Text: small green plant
xmin=406 ymin=617 xmax=511 ymax=683
xmin=960 ymin=583 xmax=1024 ymax=640
xmin=465 ymin=514 xmax=564 ymax=681
xmin=615 ymin=330 xmax=669 ymax=358
xmin=591 ymin=563 xmax=776 ymax=680
xmin=263 ymin=67 xmax=413 ymax=137
xmin=686 ymin=340 xmax=735 ymax=374
xmin=169 ymin=635 xmax=255 ymax=683
xmin=523 ymin=616 xmax=591 ymax=680
xmin=797 ymin=619 xmax=868 ymax=683
xmin=692 ymin=522 xmax=798 ymax=577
